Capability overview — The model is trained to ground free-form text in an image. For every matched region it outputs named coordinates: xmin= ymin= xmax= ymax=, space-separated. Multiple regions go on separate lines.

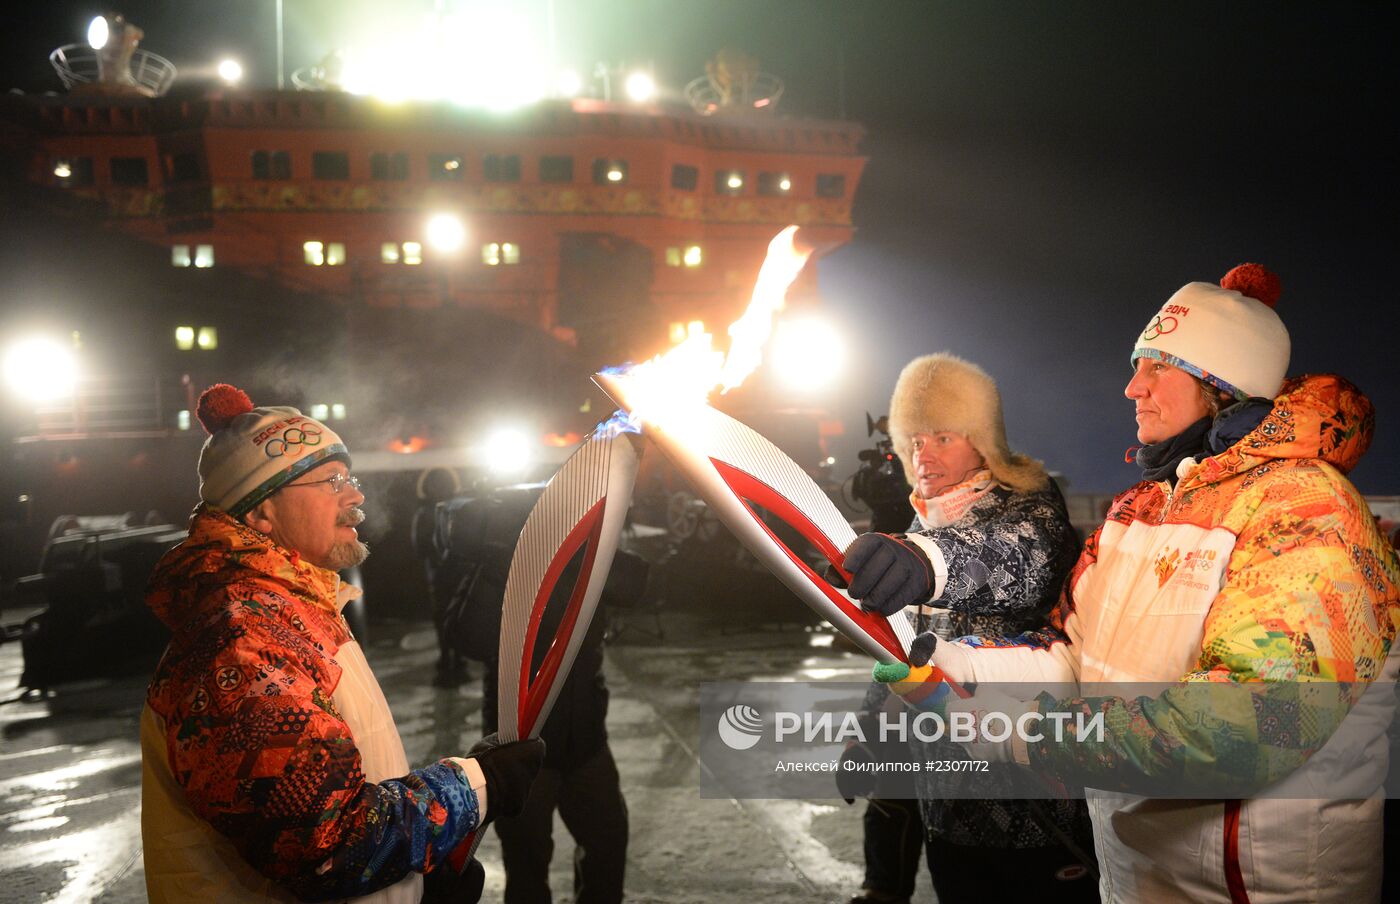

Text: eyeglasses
xmin=282 ymin=472 xmax=362 ymax=495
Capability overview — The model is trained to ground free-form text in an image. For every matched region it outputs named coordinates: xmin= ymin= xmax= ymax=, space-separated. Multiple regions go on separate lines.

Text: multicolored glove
xmin=843 ymin=532 xmax=936 ymax=615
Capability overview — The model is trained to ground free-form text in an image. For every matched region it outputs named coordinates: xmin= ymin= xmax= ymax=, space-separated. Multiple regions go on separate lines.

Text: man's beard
xmin=325 ymin=506 xmax=370 ymax=570
xmin=325 ymin=538 xmax=370 ymax=570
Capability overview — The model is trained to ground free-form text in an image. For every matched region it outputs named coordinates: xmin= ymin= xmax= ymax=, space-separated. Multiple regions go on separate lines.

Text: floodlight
xmin=624 ymin=71 xmax=656 ymax=102
xmin=557 ymin=69 xmax=582 ymax=97
xmin=426 ymin=214 xmax=466 ymax=253
xmin=482 ymin=427 xmax=533 ymax=475
xmin=217 ymin=59 xmax=243 ymax=84
xmin=87 ymin=16 xmax=109 ymax=51
xmin=4 ymin=336 xmax=78 ymax=403
xmin=771 ymin=317 xmax=846 ymax=390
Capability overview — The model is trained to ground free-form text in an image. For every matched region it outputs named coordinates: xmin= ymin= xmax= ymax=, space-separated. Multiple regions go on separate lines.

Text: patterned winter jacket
xmin=929 ymin=374 xmax=1400 ymax=903
xmin=141 ymin=507 xmax=482 ymax=902
xmin=877 ymin=480 xmax=1087 ymax=847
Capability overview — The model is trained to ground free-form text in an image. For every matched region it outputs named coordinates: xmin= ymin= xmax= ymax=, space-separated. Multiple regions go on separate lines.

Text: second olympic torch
xmin=593 ymin=371 xmax=914 ymax=664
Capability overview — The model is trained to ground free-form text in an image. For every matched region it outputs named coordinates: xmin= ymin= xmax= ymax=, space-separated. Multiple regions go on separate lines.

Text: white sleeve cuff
xmin=901 ymin=533 xmax=947 ymax=601
xmin=451 ymin=756 xmax=489 ymax=823
xmin=931 ymin=638 xmax=976 ymax=685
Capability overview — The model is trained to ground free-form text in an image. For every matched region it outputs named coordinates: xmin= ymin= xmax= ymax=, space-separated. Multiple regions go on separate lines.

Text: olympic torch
xmin=450 ymin=416 xmax=642 ymax=868
xmin=593 ymin=370 xmax=914 ymax=664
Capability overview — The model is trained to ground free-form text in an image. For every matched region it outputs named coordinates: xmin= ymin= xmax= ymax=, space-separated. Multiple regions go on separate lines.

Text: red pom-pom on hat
xmin=196 ymin=384 xmax=254 ymax=434
xmin=1220 ymin=263 xmax=1281 ymax=309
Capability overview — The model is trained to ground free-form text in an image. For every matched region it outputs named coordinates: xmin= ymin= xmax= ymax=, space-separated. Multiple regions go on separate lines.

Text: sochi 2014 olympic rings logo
xmin=1141 ymin=315 xmax=1178 ymax=340
xmin=264 ymin=425 xmax=323 ymax=458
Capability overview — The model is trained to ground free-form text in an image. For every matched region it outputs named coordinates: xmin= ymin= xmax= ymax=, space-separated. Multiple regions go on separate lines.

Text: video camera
xmin=850 ymin=414 xmax=915 ymax=533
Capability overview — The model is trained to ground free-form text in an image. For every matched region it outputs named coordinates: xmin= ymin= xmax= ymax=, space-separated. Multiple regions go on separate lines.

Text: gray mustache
xmin=338 ymin=507 xmax=365 ymax=527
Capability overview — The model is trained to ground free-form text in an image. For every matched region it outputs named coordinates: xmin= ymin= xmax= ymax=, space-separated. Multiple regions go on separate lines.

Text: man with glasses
xmin=140 ymin=384 xmax=544 ymax=903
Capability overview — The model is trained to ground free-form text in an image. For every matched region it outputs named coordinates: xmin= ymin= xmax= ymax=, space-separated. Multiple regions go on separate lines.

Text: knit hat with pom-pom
xmin=195 ymin=384 xmax=349 ymax=516
xmin=1130 ymin=263 xmax=1291 ymax=400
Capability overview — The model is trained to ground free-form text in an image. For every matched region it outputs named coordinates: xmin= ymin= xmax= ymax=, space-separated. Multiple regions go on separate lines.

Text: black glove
xmin=844 ymin=533 xmax=935 ymax=616
xmin=836 ymin=741 xmax=878 ymax=804
xmin=468 ymin=734 xmax=545 ymax=824
xmin=908 ymin=630 xmax=938 ymax=667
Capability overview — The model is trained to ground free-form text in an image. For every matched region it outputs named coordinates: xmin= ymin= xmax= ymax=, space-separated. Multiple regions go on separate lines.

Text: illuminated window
xmin=502 ymin=242 xmax=520 ymax=265
xmin=683 ymin=245 xmax=703 ymax=268
xmin=430 ymin=154 xmax=464 ymax=180
xmin=196 ymin=327 xmax=218 ymax=350
xmin=665 ymin=247 xmax=681 ymax=267
xmin=171 ymin=245 xmax=192 ymax=267
xmin=758 ymin=172 xmax=792 ymax=196
xmin=482 ymin=243 xmax=500 ymax=266
xmin=303 ymin=241 xmax=325 ymax=266
xmin=816 ymin=173 xmax=846 ymax=198
xmin=540 ymin=155 xmax=573 ymax=182
xmin=193 ymin=244 xmax=214 ymax=268
xmin=175 ymin=326 xmax=195 ymax=350
xmin=402 ymin=242 xmax=423 ymax=265
xmin=687 ymin=320 xmax=705 ymax=337
xmin=381 ymin=242 xmax=400 ymax=264
xmin=592 ymin=159 xmax=627 ymax=185
xmin=483 ymin=154 xmax=521 ymax=182
xmin=53 ymin=156 xmax=93 ymax=186
xmin=312 ymin=151 xmax=350 ymax=180
xmin=309 ymin=403 xmax=329 ymax=420
xmin=330 ymin=403 xmax=347 ymax=420
xmin=370 ymin=151 xmax=408 ymax=180
xmin=668 ymin=322 xmax=686 ymax=343
xmin=715 ymin=169 xmax=744 ymax=196
xmin=176 ymin=409 xmax=191 ymax=431
xmin=326 ymin=243 xmax=346 ymax=266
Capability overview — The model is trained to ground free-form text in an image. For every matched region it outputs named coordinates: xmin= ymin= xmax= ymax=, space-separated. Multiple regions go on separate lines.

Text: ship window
xmin=111 ymin=156 xmax=149 ymax=186
xmin=54 ymin=156 xmax=94 ymax=187
xmin=670 ymin=164 xmax=698 ymax=191
xmin=253 ymin=150 xmax=290 ymax=179
xmin=481 ymin=242 xmax=521 ymax=266
xmin=171 ymin=245 xmax=192 ymax=268
xmin=168 ymin=152 xmax=201 ymax=183
xmin=758 ymin=172 xmax=792 ymax=196
xmin=175 ymin=326 xmax=195 ymax=350
xmin=484 ymin=154 xmax=521 ymax=182
xmin=540 ymin=155 xmax=573 ymax=182
xmin=715 ymin=169 xmax=744 ymax=196
xmin=196 ymin=327 xmax=218 ymax=349
xmin=325 ymin=243 xmax=346 ymax=266
xmin=371 ymin=151 xmax=408 ymax=180
xmin=430 ymin=154 xmax=464 ymax=180
xmin=381 ymin=242 xmax=400 ymax=264
xmin=816 ymin=173 xmax=846 ymax=198
xmin=402 ymin=242 xmax=423 ymax=265
xmin=303 ymin=241 xmax=325 ymax=266
xmin=194 ymin=244 xmax=215 ymax=268
xmin=592 ymin=159 xmax=627 ymax=184
xmin=312 ymin=151 xmax=350 ymax=180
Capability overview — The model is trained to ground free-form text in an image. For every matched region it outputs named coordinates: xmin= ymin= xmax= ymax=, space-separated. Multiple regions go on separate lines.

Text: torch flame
xmin=615 ymin=226 xmax=811 ymax=418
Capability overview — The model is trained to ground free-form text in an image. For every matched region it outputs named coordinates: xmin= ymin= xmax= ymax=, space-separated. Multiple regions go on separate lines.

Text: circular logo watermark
xmin=717 ymin=704 xmax=764 ymax=750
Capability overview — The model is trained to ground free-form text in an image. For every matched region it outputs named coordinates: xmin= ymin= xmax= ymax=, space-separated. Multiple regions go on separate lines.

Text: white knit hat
xmin=195 ymin=384 xmax=349 ymax=517
xmin=1131 ymin=263 xmax=1290 ymax=400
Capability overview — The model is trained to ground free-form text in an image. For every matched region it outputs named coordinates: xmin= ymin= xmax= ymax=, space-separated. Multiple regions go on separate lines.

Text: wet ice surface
xmin=0 ymin=593 xmax=935 ymax=902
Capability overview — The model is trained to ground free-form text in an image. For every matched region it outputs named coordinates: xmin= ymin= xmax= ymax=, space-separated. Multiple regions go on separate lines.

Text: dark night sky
xmin=3 ymin=2 xmax=1393 ymax=494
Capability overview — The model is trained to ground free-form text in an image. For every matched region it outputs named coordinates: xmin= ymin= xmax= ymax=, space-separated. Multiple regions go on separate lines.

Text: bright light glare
xmin=4 ymin=336 xmax=78 ymax=403
xmin=217 ymin=59 xmax=243 ymax=84
xmin=340 ymin=8 xmax=547 ymax=110
xmin=53 ymin=161 xmax=72 ymax=179
xmin=482 ymin=428 xmax=533 ymax=475
xmin=557 ymin=69 xmax=582 ymax=97
xmin=87 ymin=16 xmax=109 ymax=50
xmin=771 ymin=317 xmax=846 ymax=391
xmin=426 ymin=214 xmax=466 ymax=252
xmin=624 ymin=71 xmax=656 ymax=102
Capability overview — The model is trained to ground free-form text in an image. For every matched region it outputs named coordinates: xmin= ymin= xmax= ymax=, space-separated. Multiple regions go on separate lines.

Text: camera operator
xmin=838 ymin=354 xmax=1096 ymax=904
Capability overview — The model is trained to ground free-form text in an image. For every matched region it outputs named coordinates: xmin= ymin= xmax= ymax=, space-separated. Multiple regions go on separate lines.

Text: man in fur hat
xmin=840 ymin=354 xmax=1097 ymax=903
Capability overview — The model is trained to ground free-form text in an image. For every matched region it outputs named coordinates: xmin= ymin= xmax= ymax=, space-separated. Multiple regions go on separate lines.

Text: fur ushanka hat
xmin=888 ymin=353 xmax=1048 ymax=494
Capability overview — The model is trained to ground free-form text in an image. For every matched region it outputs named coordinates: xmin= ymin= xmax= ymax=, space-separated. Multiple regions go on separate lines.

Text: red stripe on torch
xmin=711 ymin=459 xmax=908 ymax=662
